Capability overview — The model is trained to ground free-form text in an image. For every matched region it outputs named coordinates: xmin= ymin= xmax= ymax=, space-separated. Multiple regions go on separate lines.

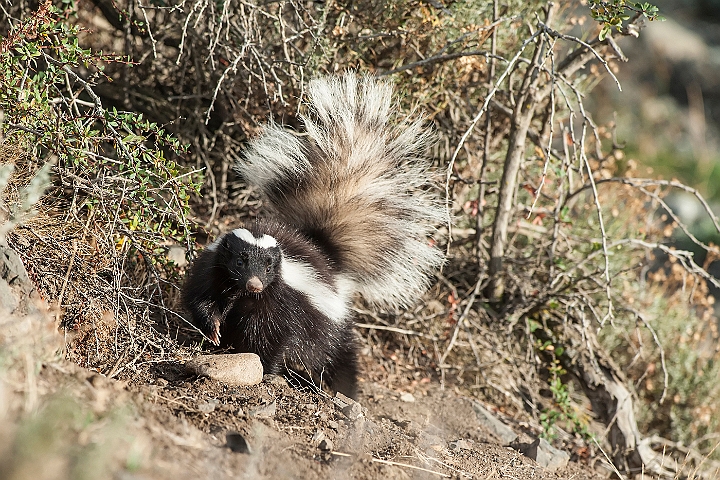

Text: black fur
xmin=182 ymin=220 xmax=359 ymax=399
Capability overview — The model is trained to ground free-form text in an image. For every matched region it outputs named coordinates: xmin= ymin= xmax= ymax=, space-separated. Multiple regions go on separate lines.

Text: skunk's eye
xmin=235 ymin=253 xmax=250 ymax=268
xmin=265 ymin=260 xmax=273 ymax=273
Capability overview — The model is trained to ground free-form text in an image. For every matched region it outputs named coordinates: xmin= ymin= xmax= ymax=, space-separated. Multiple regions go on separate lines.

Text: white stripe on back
xmin=281 ymin=257 xmax=352 ymax=324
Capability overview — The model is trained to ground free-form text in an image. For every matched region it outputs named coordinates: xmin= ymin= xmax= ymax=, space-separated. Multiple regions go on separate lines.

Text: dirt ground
xmin=3 ymin=347 xmax=608 ymax=480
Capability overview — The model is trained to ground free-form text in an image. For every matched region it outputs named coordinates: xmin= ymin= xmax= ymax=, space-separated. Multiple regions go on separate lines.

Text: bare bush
xmin=3 ymin=0 xmax=720 ymax=477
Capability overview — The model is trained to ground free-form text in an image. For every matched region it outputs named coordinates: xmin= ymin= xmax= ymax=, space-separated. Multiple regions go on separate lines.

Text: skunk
xmin=182 ymin=74 xmax=444 ymax=399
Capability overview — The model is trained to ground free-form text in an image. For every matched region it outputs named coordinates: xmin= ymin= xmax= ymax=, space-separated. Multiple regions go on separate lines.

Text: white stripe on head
xmin=232 ymin=228 xmax=278 ymax=249
xmin=281 ymin=257 xmax=353 ymax=324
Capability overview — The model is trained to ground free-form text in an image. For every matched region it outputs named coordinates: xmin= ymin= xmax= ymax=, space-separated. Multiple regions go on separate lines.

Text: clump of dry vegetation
xmin=2 ymin=0 xmax=720 ymax=478
xmin=0 ymin=145 xmax=147 ymax=479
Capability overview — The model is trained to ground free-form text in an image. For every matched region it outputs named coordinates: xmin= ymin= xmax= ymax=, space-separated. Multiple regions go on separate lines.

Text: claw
xmin=209 ymin=318 xmax=221 ymax=346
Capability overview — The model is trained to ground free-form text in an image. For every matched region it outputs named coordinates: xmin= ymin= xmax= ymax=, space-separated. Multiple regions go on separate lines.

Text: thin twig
xmin=629 ymin=308 xmax=669 ymax=404
xmin=445 ymin=28 xmax=543 ymax=244
xmin=539 ymin=21 xmax=622 ymax=91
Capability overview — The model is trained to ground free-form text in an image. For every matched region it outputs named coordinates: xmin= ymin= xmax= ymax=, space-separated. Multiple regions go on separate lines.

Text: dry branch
xmin=488 ymin=4 xmax=556 ymax=301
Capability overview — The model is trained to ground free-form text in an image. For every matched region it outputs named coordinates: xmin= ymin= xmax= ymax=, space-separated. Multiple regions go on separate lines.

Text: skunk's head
xmin=214 ymin=228 xmax=282 ymax=294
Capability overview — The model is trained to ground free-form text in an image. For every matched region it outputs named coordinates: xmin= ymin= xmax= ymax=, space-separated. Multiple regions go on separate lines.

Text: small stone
xmin=87 ymin=374 xmax=105 ymax=388
xmin=399 ymin=392 xmax=415 ymax=403
xmin=166 ymin=246 xmax=188 ymax=267
xmin=333 ymin=392 xmax=354 ymax=408
xmin=198 ymin=399 xmax=218 ymax=413
xmin=249 ymin=400 xmax=277 ymax=418
xmin=311 ymin=429 xmax=325 ymax=444
xmin=472 ymin=401 xmax=518 ymax=445
xmin=341 ymin=402 xmax=363 ymax=420
xmin=226 ymin=432 xmax=251 ymax=454
xmin=352 ymin=416 xmax=365 ymax=432
xmin=518 ymin=438 xmax=570 ymax=471
xmin=334 ymin=392 xmax=364 ymax=420
xmin=328 ymin=420 xmax=339 ymax=430
xmin=318 ymin=438 xmax=333 ymax=451
xmin=0 ymin=280 xmax=17 ymax=313
xmin=185 ymin=353 xmax=263 ymax=386
xmin=449 ymin=439 xmax=474 ymax=451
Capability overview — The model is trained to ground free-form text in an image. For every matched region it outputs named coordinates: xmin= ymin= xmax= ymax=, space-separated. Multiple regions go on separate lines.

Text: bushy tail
xmin=236 ymin=74 xmax=445 ymax=309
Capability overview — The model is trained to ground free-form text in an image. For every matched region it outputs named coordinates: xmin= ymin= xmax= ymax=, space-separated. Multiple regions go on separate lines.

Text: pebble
xmin=399 ymin=392 xmax=416 ymax=403
xmin=334 ymin=392 xmax=365 ymax=420
xmin=449 ymin=439 xmax=474 ymax=451
xmin=517 ymin=438 xmax=570 ymax=471
xmin=185 ymin=353 xmax=263 ymax=386
xmin=341 ymin=402 xmax=363 ymax=420
xmin=311 ymin=429 xmax=325 ymax=444
xmin=197 ymin=399 xmax=218 ymax=413
xmin=472 ymin=401 xmax=518 ymax=445
xmin=166 ymin=246 xmax=188 ymax=267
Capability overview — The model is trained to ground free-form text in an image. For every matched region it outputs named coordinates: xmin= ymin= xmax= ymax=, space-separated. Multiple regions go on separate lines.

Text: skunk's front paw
xmin=191 ymin=300 xmax=222 ymax=346
xmin=207 ymin=315 xmax=221 ymax=345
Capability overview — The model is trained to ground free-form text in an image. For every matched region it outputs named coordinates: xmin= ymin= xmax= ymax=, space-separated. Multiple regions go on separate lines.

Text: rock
xmin=334 ymin=392 xmax=364 ymax=420
xmin=226 ymin=432 xmax=251 ymax=454
xmin=362 ymin=418 xmax=377 ymax=435
xmin=0 ymin=278 xmax=17 ymax=313
xmin=318 ymin=438 xmax=333 ymax=451
xmin=185 ymin=353 xmax=263 ymax=386
xmin=399 ymin=392 xmax=415 ymax=403
xmin=249 ymin=400 xmax=277 ymax=418
xmin=0 ymin=242 xmax=39 ymax=316
xmin=517 ymin=438 xmax=570 ymax=471
xmin=311 ymin=429 xmax=325 ymax=445
xmin=166 ymin=246 xmax=188 ymax=267
xmin=449 ymin=439 xmax=474 ymax=451
xmin=471 ymin=401 xmax=518 ymax=445
xmin=197 ymin=399 xmax=217 ymax=413
xmin=341 ymin=402 xmax=363 ymax=420
xmin=333 ymin=392 xmax=354 ymax=407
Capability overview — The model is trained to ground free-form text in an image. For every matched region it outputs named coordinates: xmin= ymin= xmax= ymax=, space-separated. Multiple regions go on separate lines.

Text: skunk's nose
xmin=246 ymin=276 xmax=264 ymax=293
